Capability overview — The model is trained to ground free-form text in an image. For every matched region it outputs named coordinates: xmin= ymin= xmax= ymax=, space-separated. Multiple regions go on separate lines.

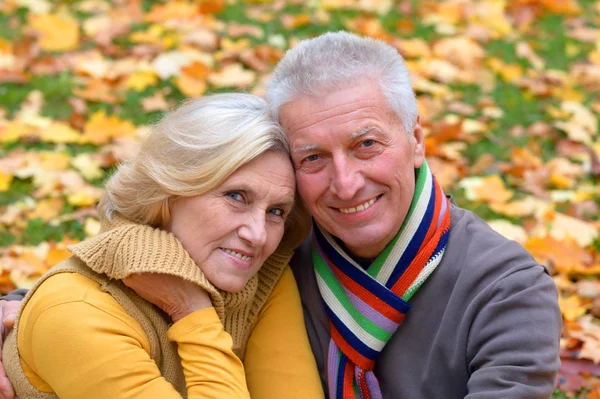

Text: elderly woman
xmin=2 ymin=94 xmax=324 ymax=398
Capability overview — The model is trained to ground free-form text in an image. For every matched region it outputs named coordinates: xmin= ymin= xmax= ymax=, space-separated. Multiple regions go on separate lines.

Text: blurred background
xmin=0 ymin=0 xmax=599 ymax=396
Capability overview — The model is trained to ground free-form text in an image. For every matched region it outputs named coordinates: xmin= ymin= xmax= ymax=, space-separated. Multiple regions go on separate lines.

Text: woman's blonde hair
xmin=98 ymin=93 xmax=309 ymax=251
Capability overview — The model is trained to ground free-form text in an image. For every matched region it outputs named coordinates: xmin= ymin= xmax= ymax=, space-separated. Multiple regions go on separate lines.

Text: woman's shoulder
xmin=20 ymin=272 xmax=147 ymax=346
xmin=25 ymin=272 xmax=113 ymax=316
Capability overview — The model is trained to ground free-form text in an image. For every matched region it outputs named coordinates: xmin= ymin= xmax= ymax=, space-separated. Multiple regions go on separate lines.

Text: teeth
xmin=339 ymin=198 xmax=376 ymax=214
xmin=223 ymin=249 xmax=252 ymax=261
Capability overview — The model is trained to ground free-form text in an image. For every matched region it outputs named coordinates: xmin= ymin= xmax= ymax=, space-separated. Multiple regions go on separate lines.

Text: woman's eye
xmin=227 ymin=192 xmax=243 ymax=201
xmin=361 ymin=139 xmax=375 ymax=147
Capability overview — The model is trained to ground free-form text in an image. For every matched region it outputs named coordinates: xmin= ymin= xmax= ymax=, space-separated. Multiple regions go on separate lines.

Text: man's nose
xmin=330 ymin=156 xmax=365 ymax=201
xmin=238 ymin=214 xmax=268 ymax=248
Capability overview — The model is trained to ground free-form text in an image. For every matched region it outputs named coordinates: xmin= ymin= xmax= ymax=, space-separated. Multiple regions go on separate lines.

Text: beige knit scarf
xmin=3 ymin=216 xmax=293 ymax=398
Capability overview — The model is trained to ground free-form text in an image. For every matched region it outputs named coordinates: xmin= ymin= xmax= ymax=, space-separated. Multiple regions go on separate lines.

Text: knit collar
xmin=67 ymin=215 xmax=292 ymax=323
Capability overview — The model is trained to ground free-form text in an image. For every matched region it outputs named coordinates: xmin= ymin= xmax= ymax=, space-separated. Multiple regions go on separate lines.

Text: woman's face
xmin=167 ymin=151 xmax=296 ymax=292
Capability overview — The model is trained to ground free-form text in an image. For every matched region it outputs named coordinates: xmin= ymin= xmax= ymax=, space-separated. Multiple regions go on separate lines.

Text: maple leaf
xmin=459 ymin=175 xmax=514 ymax=205
xmin=82 ymin=110 xmax=136 ymax=145
xmin=524 ymin=236 xmax=593 ymax=274
xmin=175 ymin=72 xmax=207 ymax=97
xmin=0 ymin=171 xmax=13 ymax=192
xmin=39 ymin=122 xmax=81 ymax=144
xmin=28 ymin=13 xmax=80 ymax=52
xmin=142 ymin=92 xmax=170 ymax=112
xmin=27 ymin=198 xmax=64 ymax=222
xmin=559 ymin=295 xmax=591 ymax=322
xmin=71 ymin=153 xmax=104 ymax=181
xmin=486 ymin=220 xmax=528 ymax=244
xmin=208 ymin=63 xmax=256 ymax=88
xmin=126 ymin=71 xmax=159 ymax=92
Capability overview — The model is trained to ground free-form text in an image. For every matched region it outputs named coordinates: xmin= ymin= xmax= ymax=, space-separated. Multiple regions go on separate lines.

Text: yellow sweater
xmin=7 ymin=218 xmax=324 ymax=398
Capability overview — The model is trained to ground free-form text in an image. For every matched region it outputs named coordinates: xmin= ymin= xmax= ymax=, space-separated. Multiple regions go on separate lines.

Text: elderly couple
xmin=0 ymin=32 xmax=560 ymax=399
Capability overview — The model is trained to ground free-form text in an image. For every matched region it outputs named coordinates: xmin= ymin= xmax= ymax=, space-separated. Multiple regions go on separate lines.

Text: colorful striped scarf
xmin=312 ymin=161 xmax=451 ymax=399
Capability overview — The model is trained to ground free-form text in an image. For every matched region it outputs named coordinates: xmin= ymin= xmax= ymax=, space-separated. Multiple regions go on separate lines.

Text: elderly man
xmin=265 ymin=31 xmax=561 ymax=399
xmin=0 ymin=32 xmax=560 ymax=398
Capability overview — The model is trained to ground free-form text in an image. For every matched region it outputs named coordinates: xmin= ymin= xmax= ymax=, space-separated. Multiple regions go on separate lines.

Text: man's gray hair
xmin=266 ymin=31 xmax=418 ymax=135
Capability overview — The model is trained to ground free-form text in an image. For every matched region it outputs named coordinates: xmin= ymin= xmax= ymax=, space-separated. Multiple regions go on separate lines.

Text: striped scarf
xmin=312 ymin=161 xmax=451 ymax=399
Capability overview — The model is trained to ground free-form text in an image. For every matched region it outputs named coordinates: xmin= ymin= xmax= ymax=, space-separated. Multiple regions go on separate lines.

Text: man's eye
xmin=227 ymin=192 xmax=243 ymax=201
xmin=361 ymin=139 xmax=375 ymax=147
xmin=305 ymin=154 xmax=319 ymax=162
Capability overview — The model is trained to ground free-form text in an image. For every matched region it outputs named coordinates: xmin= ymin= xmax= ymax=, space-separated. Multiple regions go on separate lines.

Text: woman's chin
xmin=211 ymin=277 xmax=251 ymax=293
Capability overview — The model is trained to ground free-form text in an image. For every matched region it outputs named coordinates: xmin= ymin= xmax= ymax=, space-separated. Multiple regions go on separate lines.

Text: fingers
xmin=0 ymin=377 xmax=15 ymax=399
xmin=0 ymin=302 xmax=16 ymax=399
xmin=0 ymin=359 xmax=15 ymax=399
xmin=1 ymin=302 xmax=20 ymax=330
xmin=1 ymin=315 xmax=14 ymax=330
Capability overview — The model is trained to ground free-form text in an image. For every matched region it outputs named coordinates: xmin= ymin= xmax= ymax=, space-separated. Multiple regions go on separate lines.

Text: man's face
xmin=279 ymin=81 xmax=425 ymax=259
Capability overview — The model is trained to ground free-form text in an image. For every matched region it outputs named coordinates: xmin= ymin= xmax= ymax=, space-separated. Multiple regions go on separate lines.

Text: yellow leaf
xmin=39 ymin=122 xmax=81 ymax=144
xmin=0 ymin=121 xmax=29 ymax=143
xmin=460 ymin=175 xmax=514 ymax=204
xmin=82 ymin=110 xmax=136 ymax=145
xmin=394 ymin=38 xmax=431 ymax=59
xmin=71 ymin=154 xmax=104 ymax=181
xmin=28 ymin=197 xmax=64 ymax=221
xmin=84 ymin=218 xmax=101 ymax=237
xmin=0 ymin=171 xmax=13 ymax=192
xmin=549 ymin=173 xmax=574 ymax=189
xmin=558 ymin=295 xmax=590 ymax=322
xmin=39 ymin=152 xmax=71 ymax=170
xmin=487 ymin=58 xmax=523 ymax=82
xmin=126 ymin=71 xmax=159 ymax=92
xmin=29 ymin=13 xmax=80 ymax=52
xmin=67 ymin=191 xmax=100 ymax=207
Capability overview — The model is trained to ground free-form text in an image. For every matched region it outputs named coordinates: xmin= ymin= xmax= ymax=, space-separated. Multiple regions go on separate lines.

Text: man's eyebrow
xmin=292 ymin=144 xmax=319 ymax=156
xmin=349 ymin=125 xmax=383 ymax=140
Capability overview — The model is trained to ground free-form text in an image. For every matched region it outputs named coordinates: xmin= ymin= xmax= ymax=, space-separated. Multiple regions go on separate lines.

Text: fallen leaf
xmin=487 ymin=220 xmax=528 ymax=243
xmin=81 ymin=110 xmax=136 ymax=145
xmin=208 ymin=63 xmax=256 ymax=88
xmin=28 ymin=13 xmax=80 ymax=52
xmin=0 ymin=171 xmax=13 ymax=192
xmin=559 ymin=295 xmax=591 ymax=322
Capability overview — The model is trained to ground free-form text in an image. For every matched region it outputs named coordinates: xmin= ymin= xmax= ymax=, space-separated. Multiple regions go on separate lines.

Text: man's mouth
xmin=337 ymin=196 xmax=379 ymax=214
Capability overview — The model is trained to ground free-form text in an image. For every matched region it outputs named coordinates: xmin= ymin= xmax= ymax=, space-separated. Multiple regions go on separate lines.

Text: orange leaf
xmin=524 ymin=236 xmax=593 ymax=274
xmin=174 ymin=72 xmax=207 ymax=97
xmin=82 ymin=111 xmax=136 ymax=145
xmin=46 ymin=247 xmax=72 ymax=267
xmin=474 ymin=175 xmax=514 ymax=204
xmin=558 ymin=295 xmax=590 ymax=322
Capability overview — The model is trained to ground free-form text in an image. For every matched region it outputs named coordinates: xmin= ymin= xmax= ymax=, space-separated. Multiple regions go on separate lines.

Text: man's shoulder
xmin=445 ymin=205 xmax=547 ymax=280
xmin=290 ymin=235 xmax=314 ymax=282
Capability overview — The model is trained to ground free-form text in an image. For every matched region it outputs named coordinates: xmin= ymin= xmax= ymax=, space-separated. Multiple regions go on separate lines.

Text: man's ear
xmin=413 ymin=116 xmax=425 ymax=168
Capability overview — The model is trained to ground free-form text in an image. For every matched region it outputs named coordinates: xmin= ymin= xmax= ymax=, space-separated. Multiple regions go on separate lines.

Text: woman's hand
xmin=0 ymin=300 xmax=20 ymax=399
xmin=122 ymin=274 xmax=212 ymax=323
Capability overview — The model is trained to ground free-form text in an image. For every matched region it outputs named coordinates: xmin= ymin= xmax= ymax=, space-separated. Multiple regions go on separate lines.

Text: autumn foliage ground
xmin=0 ymin=0 xmax=599 ymax=397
